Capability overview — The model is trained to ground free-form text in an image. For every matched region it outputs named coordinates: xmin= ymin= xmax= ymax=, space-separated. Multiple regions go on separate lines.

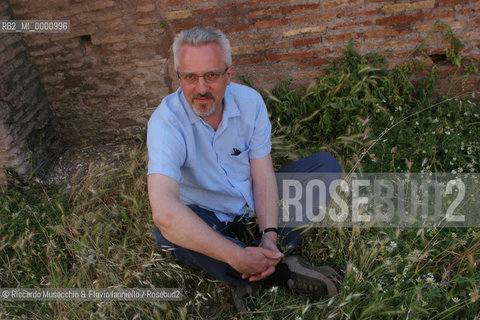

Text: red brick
xmin=171 ymin=19 xmax=197 ymax=30
xmin=255 ymin=41 xmax=289 ymax=51
xmin=157 ymin=0 xmax=186 ymax=7
xmin=237 ymin=33 xmax=279 ymax=42
xmin=474 ymin=18 xmax=480 ymax=26
xmin=376 ymin=13 xmax=422 ymax=26
xmin=333 ymin=20 xmax=373 ymax=29
xmin=187 ymin=0 xmax=217 ymax=5
xmin=87 ymin=1 xmax=114 ymax=11
xmin=253 ymin=62 xmax=296 ymax=73
xmin=337 ymin=9 xmax=379 ymax=18
xmin=281 ymin=4 xmax=321 ymax=15
xmin=220 ymin=24 xmax=250 ymax=33
xmin=248 ymin=7 xmax=282 ymax=20
xmin=326 ymin=33 xmax=362 ymax=41
xmin=256 ymin=73 xmax=284 ymax=83
xmin=312 ymin=58 xmax=330 ymax=66
xmin=202 ymin=14 xmax=245 ymax=25
xmin=290 ymin=13 xmax=336 ymax=24
xmin=322 ymin=0 xmax=364 ymax=10
xmin=267 ymin=51 xmax=314 ymax=61
xmin=293 ymin=37 xmax=323 ymax=47
xmin=235 ymin=0 xmax=285 ymax=11
xmin=254 ymin=19 xmax=288 ymax=29
xmin=233 ymin=55 xmax=266 ymax=66
xmin=439 ymin=0 xmax=466 ymax=6
xmin=193 ymin=4 xmax=233 ymax=16
xmin=315 ymin=48 xmax=334 ymax=56
xmin=364 ymin=28 xmax=400 ymax=39
xmin=423 ymin=11 xmax=455 ymax=20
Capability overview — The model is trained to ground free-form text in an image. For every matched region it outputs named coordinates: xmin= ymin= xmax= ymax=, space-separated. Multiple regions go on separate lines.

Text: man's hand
xmin=229 ymin=245 xmax=283 ymax=281
xmin=246 ymin=233 xmax=283 ymax=281
xmin=233 ymin=233 xmax=284 ymax=282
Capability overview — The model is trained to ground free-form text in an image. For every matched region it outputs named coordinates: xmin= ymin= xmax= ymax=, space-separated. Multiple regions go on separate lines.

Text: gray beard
xmin=192 ymin=103 xmax=216 ymax=117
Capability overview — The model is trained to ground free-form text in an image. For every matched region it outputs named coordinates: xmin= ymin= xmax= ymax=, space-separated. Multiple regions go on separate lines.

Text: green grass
xmin=1 ymin=25 xmax=480 ymax=319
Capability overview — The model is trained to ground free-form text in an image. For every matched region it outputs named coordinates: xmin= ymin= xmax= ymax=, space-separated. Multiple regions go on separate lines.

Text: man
xmin=147 ymin=26 xmax=342 ymax=312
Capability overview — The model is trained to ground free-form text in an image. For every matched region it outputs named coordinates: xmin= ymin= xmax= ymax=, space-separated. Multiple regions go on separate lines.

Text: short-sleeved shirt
xmin=147 ymin=82 xmax=272 ymax=222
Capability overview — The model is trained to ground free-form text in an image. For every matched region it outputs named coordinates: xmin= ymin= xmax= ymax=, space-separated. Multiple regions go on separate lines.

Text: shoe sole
xmin=283 ymin=255 xmax=342 ymax=297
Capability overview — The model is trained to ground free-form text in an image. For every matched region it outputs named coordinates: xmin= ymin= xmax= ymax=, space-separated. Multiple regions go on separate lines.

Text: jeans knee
xmin=313 ymin=152 xmax=342 ymax=173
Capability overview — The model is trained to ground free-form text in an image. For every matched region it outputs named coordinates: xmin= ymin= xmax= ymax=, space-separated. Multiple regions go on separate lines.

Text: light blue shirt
xmin=147 ymin=82 xmax=272 ymax=222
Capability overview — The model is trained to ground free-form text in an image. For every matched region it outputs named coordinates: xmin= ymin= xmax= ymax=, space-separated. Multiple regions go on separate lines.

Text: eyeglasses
xmin=177 ymin=67 xmax=230 ymax=85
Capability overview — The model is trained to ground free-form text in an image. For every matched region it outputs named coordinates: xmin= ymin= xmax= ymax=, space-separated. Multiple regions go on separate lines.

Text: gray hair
xmin=172 ymin=26 xmax=232 ymax=71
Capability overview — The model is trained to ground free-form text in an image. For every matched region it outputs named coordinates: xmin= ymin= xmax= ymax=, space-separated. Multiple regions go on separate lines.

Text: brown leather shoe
xmin=283 ymin=255 xmax=342 ymax=297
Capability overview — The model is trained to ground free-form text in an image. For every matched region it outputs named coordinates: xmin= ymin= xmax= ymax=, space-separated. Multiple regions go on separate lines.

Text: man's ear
xmin=226 ymin=66 xmax=233 ymax=85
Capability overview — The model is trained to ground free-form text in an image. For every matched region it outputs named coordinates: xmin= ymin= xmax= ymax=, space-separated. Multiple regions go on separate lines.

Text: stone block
xmin=382 ymin=0 xmax=435 ymax=14
xmin=165 ymin=9 xmax=191 ymax=20
xmin=283 ymin=25 xmax=327 ymax=37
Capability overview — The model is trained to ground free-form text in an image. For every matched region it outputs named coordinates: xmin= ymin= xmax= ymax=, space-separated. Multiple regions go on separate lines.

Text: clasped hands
xmin=234 ymin=233 xmax=284 ymax=282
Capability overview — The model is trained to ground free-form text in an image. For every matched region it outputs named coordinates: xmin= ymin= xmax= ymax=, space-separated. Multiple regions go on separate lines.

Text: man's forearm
xmin=148 ymin=175 xmax=244 ymax=267
xmin=251 ymin=155 xmax=279 ymax=233
xmin=155 ymin=200 xmax=245 ymax=266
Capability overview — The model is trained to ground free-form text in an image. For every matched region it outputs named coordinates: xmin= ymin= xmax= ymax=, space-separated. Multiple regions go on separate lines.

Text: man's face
xmin=177 ymin=43 xmax=232 ymax=117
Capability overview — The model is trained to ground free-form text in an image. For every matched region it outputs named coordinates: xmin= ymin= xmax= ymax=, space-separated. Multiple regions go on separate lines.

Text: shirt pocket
xmin=227 ymin=147 xmax=251 ymax=180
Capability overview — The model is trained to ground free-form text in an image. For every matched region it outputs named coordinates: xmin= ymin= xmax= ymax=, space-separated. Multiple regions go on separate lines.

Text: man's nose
xmin=195 ymin=77 xmax=209 ymax=94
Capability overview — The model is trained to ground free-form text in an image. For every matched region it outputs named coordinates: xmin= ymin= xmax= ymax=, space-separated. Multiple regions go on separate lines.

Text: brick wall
xmin=3 ymin=0 xmax=480 ymax=151
xmin=7 ymin=0 xmax=174 ymax=148
xmin=0 ymin=0 xmax=64 ymax=184
xmin=163 ymin=0 xmax=480 ymax=89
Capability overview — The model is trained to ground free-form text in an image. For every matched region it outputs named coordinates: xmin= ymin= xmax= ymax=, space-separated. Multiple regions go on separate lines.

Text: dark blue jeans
xmin=154 ymin=152 xmax=341 ymax=285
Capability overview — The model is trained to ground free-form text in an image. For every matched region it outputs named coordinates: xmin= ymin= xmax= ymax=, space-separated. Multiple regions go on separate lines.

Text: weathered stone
xmin=0 ymin=0 xmax=64 ymax=184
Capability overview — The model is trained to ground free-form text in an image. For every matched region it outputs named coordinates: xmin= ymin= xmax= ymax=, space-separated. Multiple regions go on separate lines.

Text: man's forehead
xmin=179 ymin=42 xmax=223 ymax=54
xmin=177 ymin=43 xmax=226 ymax=70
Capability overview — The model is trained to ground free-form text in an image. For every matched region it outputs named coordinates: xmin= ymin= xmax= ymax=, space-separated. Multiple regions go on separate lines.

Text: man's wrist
xmin=261 ymin=227 xmax=279 ymax=237
xmin=261 ymin=230 xmax=278 ymax=243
